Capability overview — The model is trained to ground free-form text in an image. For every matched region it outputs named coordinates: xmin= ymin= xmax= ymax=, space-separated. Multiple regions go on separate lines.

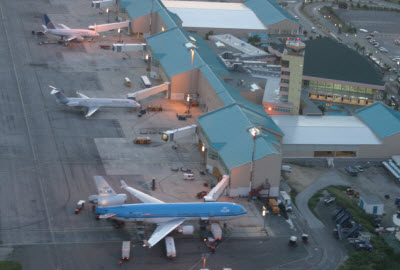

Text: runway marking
xmin=0 ymin=0 xmax=57 ymax=252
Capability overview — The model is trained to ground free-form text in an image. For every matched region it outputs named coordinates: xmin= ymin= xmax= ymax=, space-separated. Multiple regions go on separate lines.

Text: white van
xmin=281 ymin=165 xmax=292 ymax=172
xmin=183 ymin=173 xmax=195 ymax=180
xmin=141 ymin=75 xmax=151 ymax=88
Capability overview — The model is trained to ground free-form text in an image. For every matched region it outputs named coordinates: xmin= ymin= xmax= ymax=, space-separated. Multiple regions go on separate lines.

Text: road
xmin=294 ymin=171 xmax=348 ymax=270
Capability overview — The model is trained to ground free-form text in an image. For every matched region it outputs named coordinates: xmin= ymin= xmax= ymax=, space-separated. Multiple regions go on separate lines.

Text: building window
xmin=281 ymin=79 xmax=290 ymax=84
xmin=282 ymin=71 xmax=290 ymax=76
xmin=281 ymin=60 xmax=289 ymax=68
xmin=280 ymin=95 xmax=288 ymax=101
xmin=273 ymin=106 xmax=291 ymax=113
xmin=280 ymin=87 xmax=289 ymax=92
xmin=207 ymin=148 xmax=219 ymax=160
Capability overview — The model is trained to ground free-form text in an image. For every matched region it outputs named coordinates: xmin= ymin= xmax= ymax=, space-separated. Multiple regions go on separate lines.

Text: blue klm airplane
xmin=89 ymin=176 xmax=247 ymax=248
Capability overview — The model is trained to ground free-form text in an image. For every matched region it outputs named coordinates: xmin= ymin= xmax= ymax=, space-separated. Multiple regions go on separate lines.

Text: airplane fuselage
xmin=66 ymin=98 xmax=139 ymax=108
xmin=96 ymin=202 xmax=247 ymax=223
xmin=47 ymin=29 xmax=99 ymax=38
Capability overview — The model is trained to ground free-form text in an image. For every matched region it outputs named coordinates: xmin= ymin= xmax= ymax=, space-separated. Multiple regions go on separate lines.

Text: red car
xmin=196 ymin=191 xmax=208 ymax=199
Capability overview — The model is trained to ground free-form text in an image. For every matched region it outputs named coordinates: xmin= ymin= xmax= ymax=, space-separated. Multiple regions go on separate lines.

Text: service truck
xmin=211 ymin=223 xmax=222 ymax=241
xmin=121 ymin=241 xmax=131 ymax=260
xmin=165 ymin=237 xmax=176 ymax=258
xmin=279 ymin=191 xmax=293 ymax=212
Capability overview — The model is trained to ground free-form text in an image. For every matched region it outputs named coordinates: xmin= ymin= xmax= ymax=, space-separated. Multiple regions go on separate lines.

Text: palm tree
xmin=354 ymin=42 xmax=360 ymax=51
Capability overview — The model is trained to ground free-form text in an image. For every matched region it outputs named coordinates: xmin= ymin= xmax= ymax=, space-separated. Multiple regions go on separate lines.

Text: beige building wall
xmin=282 ymin=150 xmax=314 ymax=158
xmin=358 ymin=133 xmax=400 ymax=158
xmin=240 ymin=90 xmax=263 ymax=105
xmin=229 ymin=154 xmax=282 ymax=197
xmin=133 ymin=15 xmax=151 ymax=34
xmin=282 ymin=54 xmax=304 ymax=115
xmin=132 ymin=13 xmax=171 ymax=35
xmin=170 ymin=69 xmax=199 ymax=100
xmin=197 ymin=71 xmax=225 ymax=112
xmin=182 ymin=27 xmax=266 ymax=40
xmin=267 ymin=19 xmax=300 ymax=35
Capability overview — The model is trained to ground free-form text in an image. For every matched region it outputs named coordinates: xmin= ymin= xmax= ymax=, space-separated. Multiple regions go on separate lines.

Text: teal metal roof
xmin=147 ymin=28 xmax=229 ymax=78
xmin=198 ymin=104 xmax=281 ymax=170
xmin=356 ymin=102 xmax=400 ymax=139
xmin=245 ymin=0 xmax=297 ymax=25
xmin=199 ymin=66 xmax=283 ymax=136
xmin=120 ymin=0 xmax=180 ymax=28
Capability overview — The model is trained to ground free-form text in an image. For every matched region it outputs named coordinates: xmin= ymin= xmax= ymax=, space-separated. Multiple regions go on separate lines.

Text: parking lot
xmin=285 ymin=164 xmax=400 ymax=226
xmin=335 ymin=10 xmax=400 ymax=61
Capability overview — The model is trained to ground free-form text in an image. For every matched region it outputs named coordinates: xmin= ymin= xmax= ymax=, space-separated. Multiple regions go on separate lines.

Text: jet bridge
xmin=112 ymin=43 xmax=146 ymax=52
xmin=91 ymin=0 xmax=114 ymax=9
xmin=127 ymin=82 xmax=170 ymax=102
xmin=161 ymin=125 xmax=197 ymax=142
xmin=89 ymin=21 xmax=130 ymax=32
xmin=203 ymin=175 xmax=229 ymax=202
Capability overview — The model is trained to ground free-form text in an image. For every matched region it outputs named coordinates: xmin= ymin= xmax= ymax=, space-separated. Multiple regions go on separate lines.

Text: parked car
xmin=366 ymin=36 xmax=372 ymax=40
xmin=354 ymin=165 xmax=364 ymax=172
xmin=324 ymin=197 xmax=336 ymax=205
xmin=345 ymin=166 xmax=358 ymax=176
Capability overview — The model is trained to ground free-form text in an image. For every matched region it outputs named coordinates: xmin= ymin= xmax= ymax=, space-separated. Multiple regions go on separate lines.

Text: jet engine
xmin=88 ymin=194 xmax=127 ymax=207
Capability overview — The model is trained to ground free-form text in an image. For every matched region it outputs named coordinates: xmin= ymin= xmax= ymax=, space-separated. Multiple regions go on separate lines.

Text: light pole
xmin=248 ymin=127 xmax=269 ymax=201
xmin=118 ymin=28 xmax=121 ymax=43
xmin=262 ymin=206 xmax=267 ymax=231
xmin=248 ymin=127 xmax=260 ymax=201
xmin=201 ymin=144 xmax=206 ymax=168
xmin=106 ymin=8 xmax=109 ymax=23
xmin=186 ymin=94 xmax=191 ymax=114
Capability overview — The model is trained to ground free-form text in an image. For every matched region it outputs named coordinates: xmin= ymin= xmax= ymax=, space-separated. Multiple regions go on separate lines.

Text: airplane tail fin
xmin=44 ymin=14 xmax=56 ymax=30
xmin=49 ymin=85 xmax=69 ymax=104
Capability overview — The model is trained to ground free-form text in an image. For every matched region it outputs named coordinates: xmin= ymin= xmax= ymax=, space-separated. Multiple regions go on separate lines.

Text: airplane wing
xmin=98 ymin=213 xmax=117 ymax=219
xmin=94 ymin=176 xmax=116 ymax=196
xmin=120 ymin=180 xmax=164 ymax=204
xmin=86 ymin=106 xmax=100 ymax=118
xmin=66 ymin=35 xmax=82 ymax=42
xmin=58 ymin=24 xmax=70 ymax=30
xmin=146 ymin=218 xmax=187 ymax=248
xmin=76 ymin=92 xmax=89 ymax=99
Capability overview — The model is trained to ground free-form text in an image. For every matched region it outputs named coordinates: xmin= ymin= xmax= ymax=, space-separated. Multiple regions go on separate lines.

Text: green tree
xmin=318 ymin=105 xmax=326 ymax=114
xmin=205 ymin=30 xmax=214 ymax=40
xmin=248 ymin=34 xmax=261 ymax=46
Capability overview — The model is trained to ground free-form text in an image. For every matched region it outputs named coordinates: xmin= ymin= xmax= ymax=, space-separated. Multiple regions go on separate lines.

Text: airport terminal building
xmin=120 ymin=0 xmax=399 ymax=197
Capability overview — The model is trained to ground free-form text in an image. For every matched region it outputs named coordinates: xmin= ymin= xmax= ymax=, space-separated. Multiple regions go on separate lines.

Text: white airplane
xmin=42 ymin=14 xmax=99 ymax=44
xmin=88 ymin=176 xmax=247 ymax=248
xmin=50 ymin=86 xmax=140 ymax=117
